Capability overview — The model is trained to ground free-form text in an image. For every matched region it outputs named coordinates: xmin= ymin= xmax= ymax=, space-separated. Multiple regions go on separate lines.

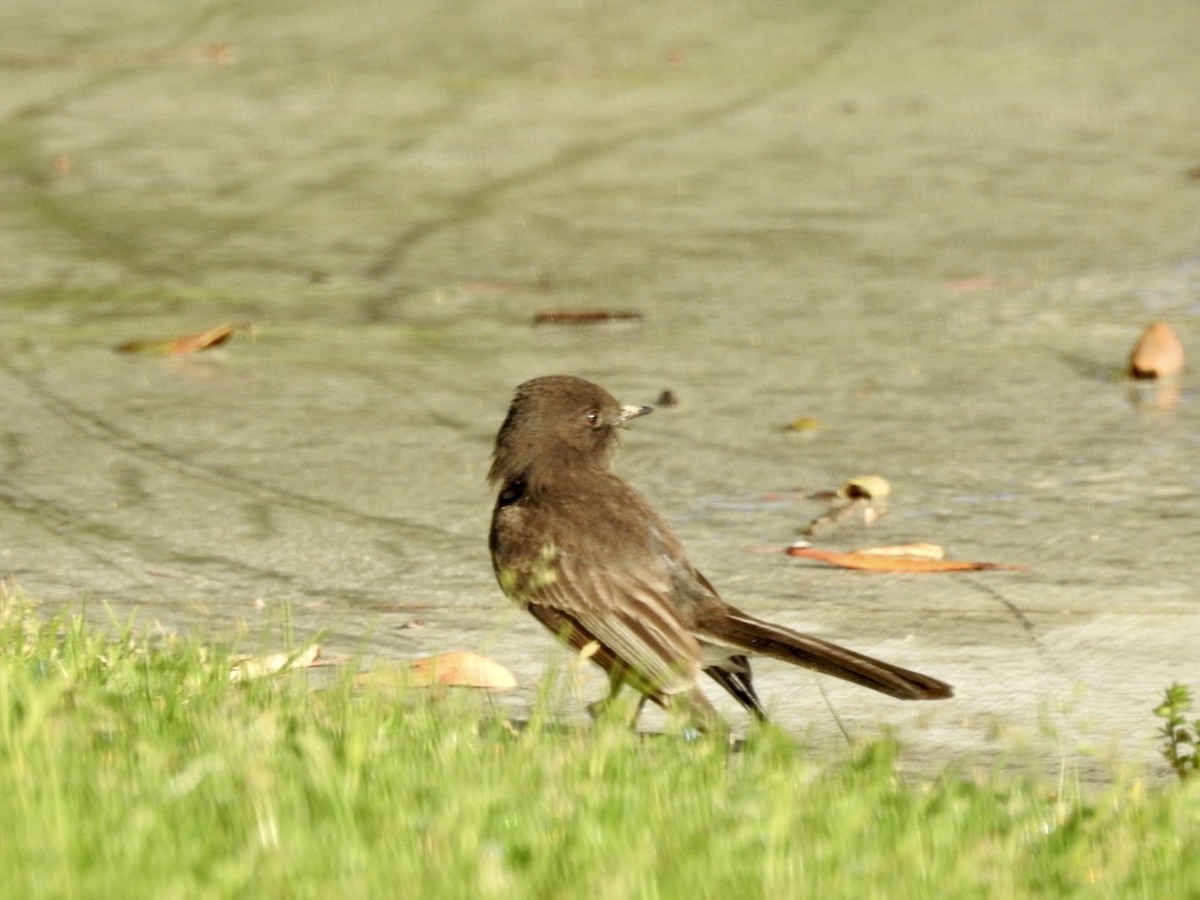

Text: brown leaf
xmin=855 ymin=542 xmax=945 ymax=559
xmin=837 ymin=475 xmax=891 ymax=501
xmin=229 ymin=644 xmax=323 ymax=681
xmin=405 ymin=651 xmax=517 ymax=690
xmin=786 ymin=544 xmax=1021 ymax=573
xmin=116 ymin=321 xmax=253 ymax=356
xmin=533 ymin=310 xmax=643 ymax=324
xmin=1128 ymin=321 xmax=1185 ymax=380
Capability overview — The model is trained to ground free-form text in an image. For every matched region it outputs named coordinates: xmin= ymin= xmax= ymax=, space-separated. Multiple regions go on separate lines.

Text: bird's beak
xmin=615 ymin=404 xmax=653 ymax=426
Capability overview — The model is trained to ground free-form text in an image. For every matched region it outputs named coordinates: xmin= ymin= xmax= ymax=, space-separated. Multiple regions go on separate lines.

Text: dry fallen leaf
xmin=798 ymin=475 xmax=892 ymax=535
xmin=533 ymin=310 xmax=643 ymax=324
xmin=1128 ymin=321 xmax=1185 ymax=380
xmin=116 ymin=321 xmax=253 ymax=356
xmin=855 ymin=542 xmax=946 ymax=559
xmin=387 ymin=651 xmax=518 ymax=690
xmin=838 ymin=475 xmax=891 ymax=501
xmin=786 ymin=544 xmax=1020 ymax=573
xmin=782 ymin=417 xmax=821 ymax=433
xmin=230 ymin=644 xmax=323 ymax=682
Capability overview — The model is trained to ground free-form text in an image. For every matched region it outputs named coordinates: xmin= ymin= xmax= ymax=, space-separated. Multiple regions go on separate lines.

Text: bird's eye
xmin=584 ymin=408 xmax=600 ymax=427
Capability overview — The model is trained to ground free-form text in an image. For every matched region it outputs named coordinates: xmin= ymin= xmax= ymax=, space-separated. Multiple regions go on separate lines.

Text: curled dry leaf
xmin=802 ymin=498 xmax=885 ymax=536
xmin=799 ymin=476 xmax=891 ymax=535
xmin=786 ymin=543 xmax=1020 ymax=573
xmin=533 ymin=310 xmax=643 ymax=324
xmin=230 ymin=644 xmax=322 ymax=682
xmin=838 ymin=475 xmax=891 ymax=501
xmin=855 ymin=542 xmax=946 ymax=559
xmin=116 ymin=321 xmax=253 ymax=356
xmin=1128 ymin=321 xmax=1185 ymax=380
xmin=406 ymin=651 xmax=517 ymax=690
xmin=782 ymin=417 xmax=821 ymax=433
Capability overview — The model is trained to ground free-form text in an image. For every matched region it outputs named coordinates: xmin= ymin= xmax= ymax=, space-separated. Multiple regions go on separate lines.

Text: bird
xmin=488 ymin=375 xmax=953 ymax=730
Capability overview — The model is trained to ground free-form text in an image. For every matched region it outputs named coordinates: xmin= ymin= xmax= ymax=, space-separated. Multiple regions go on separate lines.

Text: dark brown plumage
xmin=488 ymin=375 xmax=952 ymax=729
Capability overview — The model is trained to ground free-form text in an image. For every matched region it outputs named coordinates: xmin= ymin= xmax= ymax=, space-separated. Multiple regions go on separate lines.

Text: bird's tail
xmin=697 ymin=610 xmax=953 ymax=700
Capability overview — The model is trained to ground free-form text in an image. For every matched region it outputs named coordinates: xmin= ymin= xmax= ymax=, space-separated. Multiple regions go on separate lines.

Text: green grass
xmin=2 ymin=592 xmax=1197 ymax=899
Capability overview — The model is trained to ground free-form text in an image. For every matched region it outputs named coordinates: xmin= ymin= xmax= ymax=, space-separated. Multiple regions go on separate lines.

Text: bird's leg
xmin=586 ymin=667 xmax=624 ymax=719
xmin=664 ymin=687 xmax=730 ymax=740
xmin=587 ymin=668 xmax=649 ymax=728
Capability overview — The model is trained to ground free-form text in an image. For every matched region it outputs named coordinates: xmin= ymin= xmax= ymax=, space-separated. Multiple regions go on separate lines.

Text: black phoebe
xmin=489 ymin=375 xmax=952 ymax=729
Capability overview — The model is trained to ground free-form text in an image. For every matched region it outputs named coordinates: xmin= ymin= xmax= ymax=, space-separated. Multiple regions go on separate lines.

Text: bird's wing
xmin=492 ymin=484 xmax=704 ymax=697
xmin=526 ymin=543 xmax=703 ymax=697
